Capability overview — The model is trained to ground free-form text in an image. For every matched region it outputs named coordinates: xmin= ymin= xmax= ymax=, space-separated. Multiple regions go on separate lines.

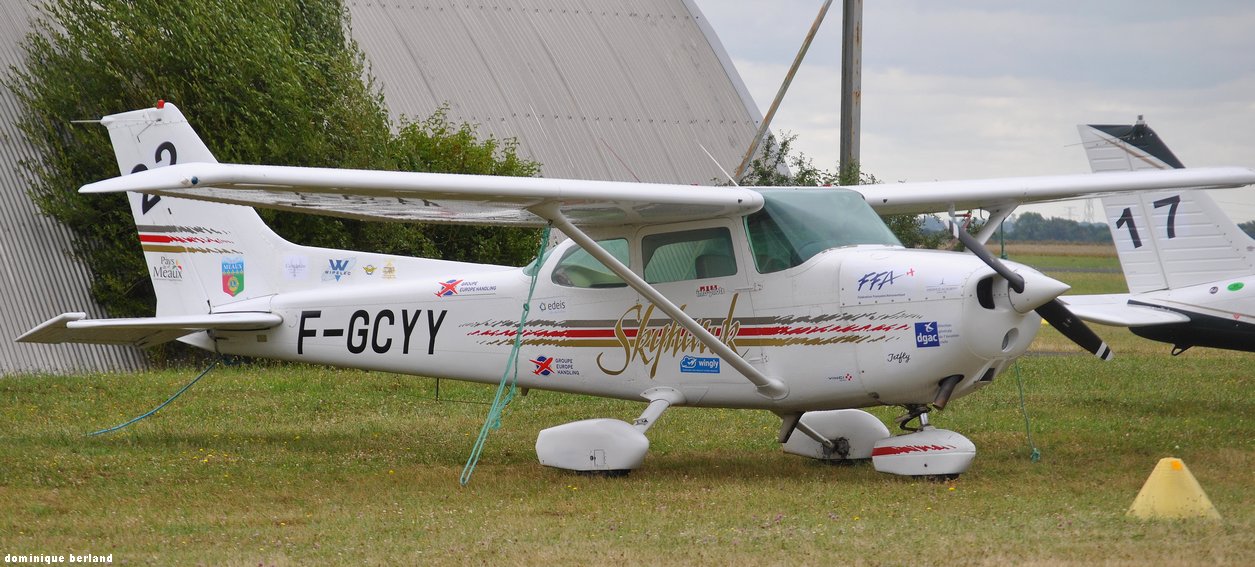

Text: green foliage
xmin=1003 ymin=212 xmax=1113 ymax=243
xmin=375 ymin=108 xmax=541 ymax=265
xmin=737 ymin=133 xmax=946 ymax=249
xmin=6 ymin=0 xmax=540 ymax=324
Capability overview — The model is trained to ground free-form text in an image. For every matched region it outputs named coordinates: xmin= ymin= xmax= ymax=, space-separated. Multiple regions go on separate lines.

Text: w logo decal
xmin=322 ymin=258 xmax=356 ymax=282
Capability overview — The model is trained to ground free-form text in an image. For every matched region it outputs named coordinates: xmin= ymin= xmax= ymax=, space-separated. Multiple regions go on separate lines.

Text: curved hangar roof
xmin=346 ymin=0 xmax=763 ymax=184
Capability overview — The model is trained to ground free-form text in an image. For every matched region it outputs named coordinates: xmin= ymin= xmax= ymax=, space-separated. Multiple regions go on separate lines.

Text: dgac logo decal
xmin=363 ymin=264 xmax=378 ymax=276
xmin=680 ymin=355 xmax=720 ymax=374
xmin=153 ymin=256 xmax=183 ymax=281
xmin=858 ymin=268 xmax=915 ymax=291
xmin=598 ymin=294 xmax=743 ymax=378
xmin=435 ymin=279 xmax=462 ymax=297
xmin=322 ymin=258 xmax=356 ymax=282
xmin=221 ymin=256 xmax=245 ymax=296
xmin=915 ymin=321 xmax=940 ymax=348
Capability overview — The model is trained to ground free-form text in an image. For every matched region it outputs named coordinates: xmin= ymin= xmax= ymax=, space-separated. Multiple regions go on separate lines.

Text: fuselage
xmin=206 ymin=239 xmax=1045 ymax=412
xmin=1126 ymin=279 xmax=1255 ymax=352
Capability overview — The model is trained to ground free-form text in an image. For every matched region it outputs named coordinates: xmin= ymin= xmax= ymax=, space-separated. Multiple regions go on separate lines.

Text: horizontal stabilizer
xmin=16 ymin=312 xmax=283 ymax=347
xmin=1059 ymin=295 xmax=1190 ymax=327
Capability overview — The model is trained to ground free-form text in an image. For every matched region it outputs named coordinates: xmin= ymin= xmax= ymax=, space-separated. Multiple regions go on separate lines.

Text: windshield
xmin=746 ymin=189 xmax=901 ymax=273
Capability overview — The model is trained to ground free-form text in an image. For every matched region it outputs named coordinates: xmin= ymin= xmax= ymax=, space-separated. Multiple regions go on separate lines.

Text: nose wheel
xmin=874 ymin=404 xmax=976 ymax=478
xmin=894 ymin=404 xmax=931 ymax=432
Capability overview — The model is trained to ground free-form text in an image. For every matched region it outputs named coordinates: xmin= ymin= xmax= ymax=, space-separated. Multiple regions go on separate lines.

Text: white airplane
xmin=1062 ymin=118 xmax=1255 ymax=354
xmin=17 ymin=103 xmax=1255 ymax=478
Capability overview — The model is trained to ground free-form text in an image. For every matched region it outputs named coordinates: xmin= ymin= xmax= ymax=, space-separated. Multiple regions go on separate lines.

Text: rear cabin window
xmin=551 ymin=239 xmax=629 ymax=288
xmin=642 ymin=227 xmax=736 ymax=283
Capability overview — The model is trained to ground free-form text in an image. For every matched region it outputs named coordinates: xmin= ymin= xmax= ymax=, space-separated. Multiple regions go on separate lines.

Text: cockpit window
xmin=642 ymin=227 xmax=736 ymax=283
xmin=746 ymin=189 xmax=901 ymax=273
xmin=550 ymin=238 xmax=629 ymax=288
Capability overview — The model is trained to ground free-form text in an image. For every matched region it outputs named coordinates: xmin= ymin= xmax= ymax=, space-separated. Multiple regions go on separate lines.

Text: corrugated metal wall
xmin=0 ymin=2 xmax=148 ymax=375
xmin=346 ymin=0 xmax=762 ymax=184
xmin=1 ymin=0 xmax=761 ymax=375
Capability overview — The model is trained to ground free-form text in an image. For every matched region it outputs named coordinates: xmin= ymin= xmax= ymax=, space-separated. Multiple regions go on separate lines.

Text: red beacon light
xmin=156 ymin=99 xmax=165 ymax=109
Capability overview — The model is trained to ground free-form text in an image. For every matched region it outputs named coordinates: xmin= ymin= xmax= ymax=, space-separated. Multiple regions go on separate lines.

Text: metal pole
xmin=733 ymin=0 xmax=835 ymax=181
xmin=839 ymin=0 xmax=862 ymax=186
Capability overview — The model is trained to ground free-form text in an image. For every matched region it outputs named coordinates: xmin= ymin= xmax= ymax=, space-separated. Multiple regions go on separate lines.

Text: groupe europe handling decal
xmin=435 ymin=279 xmax=498 ymax=298
xmin=466 ymin=293 xmax=924 ymax=378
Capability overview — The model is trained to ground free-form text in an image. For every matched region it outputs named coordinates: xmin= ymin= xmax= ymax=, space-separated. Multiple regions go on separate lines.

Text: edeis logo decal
xmin=915 ymin=321 xmax=940 ymax=348
xmin=221 ymin=256 xmax=245 ymax=296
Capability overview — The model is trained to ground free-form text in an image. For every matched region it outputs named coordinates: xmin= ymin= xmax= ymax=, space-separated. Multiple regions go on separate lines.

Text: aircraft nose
xmin=1006 ymin=270 xmax=1071 ymax=313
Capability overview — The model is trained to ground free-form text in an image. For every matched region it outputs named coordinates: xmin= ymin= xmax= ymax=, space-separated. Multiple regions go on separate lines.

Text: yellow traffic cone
xmin=1127 ymin=457 xmax=1221 ymax=520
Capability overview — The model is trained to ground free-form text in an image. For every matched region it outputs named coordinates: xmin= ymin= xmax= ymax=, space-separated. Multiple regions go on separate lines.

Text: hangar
xmin=0 ymin=0 xmax=763 ymax=374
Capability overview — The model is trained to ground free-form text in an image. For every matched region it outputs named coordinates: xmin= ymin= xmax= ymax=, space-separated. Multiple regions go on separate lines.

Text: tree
xmin=737 ymin=133 xmax=946 ymax=249
xmin=1003 ymin=212 xmax=1112 ymax=242
xmin=7 ymin=0 xmax=539 ymax=322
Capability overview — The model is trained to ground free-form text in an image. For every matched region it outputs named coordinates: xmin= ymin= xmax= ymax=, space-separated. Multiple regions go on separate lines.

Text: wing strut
xmin=531 ymin=204 xmax=789 ymax=400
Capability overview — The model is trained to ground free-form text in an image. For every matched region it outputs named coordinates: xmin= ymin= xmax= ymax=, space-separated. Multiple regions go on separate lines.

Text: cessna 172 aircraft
xmin=18 ymin=103 xmax=1255 ymax=477
xmin=1060 ymin=119 xmax=1255 ymax=354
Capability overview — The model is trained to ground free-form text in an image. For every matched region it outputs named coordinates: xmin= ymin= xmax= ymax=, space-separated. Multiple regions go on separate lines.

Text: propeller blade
xmin=951 ymin=220 xmax=1112 ymax=360
xmin=954 ymin=224 xmax=1024 ymax=293
xmin=1036 ymin=298 xmax=1114 ymax=361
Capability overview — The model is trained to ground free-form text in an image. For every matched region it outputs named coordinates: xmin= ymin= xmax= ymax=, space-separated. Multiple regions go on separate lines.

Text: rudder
xmin=1079 ymin=119 xmax=1255 ymax=293
xmin=102 ymin=102 xmax=289 ymax=316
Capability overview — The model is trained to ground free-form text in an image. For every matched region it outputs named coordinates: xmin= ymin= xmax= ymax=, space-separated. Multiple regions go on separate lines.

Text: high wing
xmin=80 ymin=162 xmax=764 ymax=226
xmin=848 ymin=167 xmax=1255 ymax=215
xmin=17 ymin=312 xmax=283 ymax=348
xmin=1057 ymin=295 xmax=1190 ymax=327
xmin=81 ymin=162 xmax=1255 ymax=225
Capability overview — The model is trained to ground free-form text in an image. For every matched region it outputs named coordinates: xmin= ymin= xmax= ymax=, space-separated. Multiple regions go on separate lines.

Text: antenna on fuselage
xmin=699 ymin=143 xmax=739 ymax=187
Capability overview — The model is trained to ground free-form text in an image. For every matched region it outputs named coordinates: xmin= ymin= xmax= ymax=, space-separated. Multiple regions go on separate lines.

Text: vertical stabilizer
xmin=1079 ymin=120 xmax=1255 ymax=293
xmin=102 ymin=102 xmax=290 ymax=316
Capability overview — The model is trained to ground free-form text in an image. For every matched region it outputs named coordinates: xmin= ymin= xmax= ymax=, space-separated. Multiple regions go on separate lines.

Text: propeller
xmin=954 ymin=223 xmax=1114 ymax=361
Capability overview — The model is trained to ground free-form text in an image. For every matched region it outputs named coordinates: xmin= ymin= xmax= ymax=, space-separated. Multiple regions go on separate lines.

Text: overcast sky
xmin=692 ymin=0 xmax=1255 ymax=223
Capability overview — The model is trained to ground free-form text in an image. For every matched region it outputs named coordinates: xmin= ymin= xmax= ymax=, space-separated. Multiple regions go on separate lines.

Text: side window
xmin=642 ymin=227 xmax=736 ymax=283
xmin=551 ymin=239 xmax=628 ymax=288
xmin=745 ymin=209 xmax=798 ymax=274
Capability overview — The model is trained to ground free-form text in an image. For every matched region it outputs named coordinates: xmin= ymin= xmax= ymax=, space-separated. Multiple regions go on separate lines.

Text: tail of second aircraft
xmin=103 ymin=102 xmax=299 ymax=317
xmin=1078 ymin=119 xmax=1255 ymax=294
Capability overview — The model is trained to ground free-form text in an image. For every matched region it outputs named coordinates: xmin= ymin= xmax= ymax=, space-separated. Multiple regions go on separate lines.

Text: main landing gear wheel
xmin=872 ymin=406 xmax=976 ymax=479
xmin=780 ymin=409 xmax=891 ymax=463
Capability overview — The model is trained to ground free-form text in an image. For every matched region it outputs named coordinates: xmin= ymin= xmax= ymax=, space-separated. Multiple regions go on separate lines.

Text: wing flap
xmin=1059 ymin=295 xmax=1190 ymax=327
xmin=17 ymin=312 xmax=283 ymax=347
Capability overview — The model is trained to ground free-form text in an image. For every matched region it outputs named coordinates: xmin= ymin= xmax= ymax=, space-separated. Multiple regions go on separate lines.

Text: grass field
xmin=1 ymin=245 xmax=1250 ymax=565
